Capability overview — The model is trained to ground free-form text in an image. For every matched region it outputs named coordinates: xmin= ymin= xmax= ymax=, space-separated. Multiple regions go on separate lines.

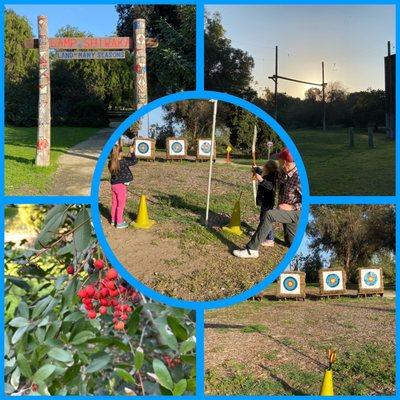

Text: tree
xmin=307 ymin=205 xmax=395 ymax=276
xmin=5 ymin=205 xmax=196 ymax=395
xmin=205 ymin=12 xmax=256 ymax=100
xmin=116 ymin=5 xmax=196 ymax=99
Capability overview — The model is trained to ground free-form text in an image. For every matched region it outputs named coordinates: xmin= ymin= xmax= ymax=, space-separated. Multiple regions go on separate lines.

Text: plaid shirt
xmin=278 ymin=167 xmax=302 ymax=210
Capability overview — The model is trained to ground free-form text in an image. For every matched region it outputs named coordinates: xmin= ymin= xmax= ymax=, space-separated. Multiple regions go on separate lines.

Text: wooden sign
xmin=25 ymin=37 xmax=158 ymax=50
xmin=57 ymin=51 xmax=126 ymax=60
xmin=358 ymin=268 xmax=384 ymax=295
xmin=134 ymin=137 xmax=155 ymax=161
xmin=166 ymin=138 xmax=187 ymax=160
xmin=276 ymin=271 xmax=306 ymax=299
xmin=319 ymin=268 xmax=347 ymax=295
xmin=197 ymin=139 xmax=216 ymax=160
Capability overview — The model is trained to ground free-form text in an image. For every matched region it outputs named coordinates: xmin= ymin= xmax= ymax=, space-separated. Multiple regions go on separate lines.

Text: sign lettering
xmin=57 ymin=51 xmax=126 ymax=60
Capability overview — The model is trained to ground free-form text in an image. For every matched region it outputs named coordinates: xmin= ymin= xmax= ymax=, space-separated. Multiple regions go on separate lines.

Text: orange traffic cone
xmin=132 ymin=195 xmax=155 ymax=229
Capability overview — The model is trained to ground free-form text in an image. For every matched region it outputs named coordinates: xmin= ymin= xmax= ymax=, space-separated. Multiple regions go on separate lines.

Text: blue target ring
xmin=137 ymin=142 xmax=149 ymax=154
xmin=364 ymin=271 xmax=378 ymax=286
xmin=326 ymin=273 xmax=340 ymax=288
xmin=201 ymin=142 xmax=211 ymax=154
xmin=171 ymin=141 xmax=183 ymax=153
xmin=283 ymin=276 xmax=298 ymax=291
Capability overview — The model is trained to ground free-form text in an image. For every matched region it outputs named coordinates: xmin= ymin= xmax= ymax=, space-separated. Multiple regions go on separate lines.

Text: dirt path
xmin=205 ymin=297 xmax=395 ymax=395
xmin=48 ymin=122 xmax=119 ymax=196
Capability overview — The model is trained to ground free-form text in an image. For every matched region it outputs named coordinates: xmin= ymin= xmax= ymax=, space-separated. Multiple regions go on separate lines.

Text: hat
xmin=278 ymin=148 xmax=294 ymax=163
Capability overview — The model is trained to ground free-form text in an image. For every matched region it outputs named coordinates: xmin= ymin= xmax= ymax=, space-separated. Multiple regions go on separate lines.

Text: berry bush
xmin=5 ymin=205 xmax=196 ymax=395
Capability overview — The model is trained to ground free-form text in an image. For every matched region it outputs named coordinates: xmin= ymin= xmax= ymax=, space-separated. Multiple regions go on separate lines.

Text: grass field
xmin=99 ymin=156 xmax=288 ymax=301
xmin=5 ymin=126 xmax=99 ymax=195
xmin=287 ymin=128 xmax=395 ymax=196
xmin=205 ymin=296 xmax=395 ymax=395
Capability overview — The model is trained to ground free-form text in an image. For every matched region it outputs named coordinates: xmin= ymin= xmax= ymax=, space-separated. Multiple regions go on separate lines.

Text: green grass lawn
xmin=288 ymin=128 xmax=395 ymax=196
xmin=5 ymin=126 xmax=99 ymax=195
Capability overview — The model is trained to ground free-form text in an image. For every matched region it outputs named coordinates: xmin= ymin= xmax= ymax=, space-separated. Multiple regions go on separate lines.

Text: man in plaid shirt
xmin=233 ymin=148 xmax=302 ymax=259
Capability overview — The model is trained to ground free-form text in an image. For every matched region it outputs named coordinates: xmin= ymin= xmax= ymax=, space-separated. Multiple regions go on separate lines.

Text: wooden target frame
xmin=196 ymin=139 xmax=216 ymax=161
xmin=319 ymin=268 xmax=347 ymax=295
xmin=276 ymin=271 xmax=306 ymax=299
xmin=166 ymin=138 xmax=187 ymax=160
xmin=134 ymin=137 xmax=156 ymax=161
xmin=357 ymin=267 xmax=384 ymax=295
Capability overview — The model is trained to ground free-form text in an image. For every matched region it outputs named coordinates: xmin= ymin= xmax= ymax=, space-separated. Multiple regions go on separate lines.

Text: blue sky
xmin=206 ymin=5 xmax=395 ymax=98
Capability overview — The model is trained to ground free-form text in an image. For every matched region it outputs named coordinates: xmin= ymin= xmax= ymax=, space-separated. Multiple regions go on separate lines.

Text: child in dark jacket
xmin=108 ymin=142 xmax=137 ymax=228
xmin=253 ymin=159 xmax=278 ymax=246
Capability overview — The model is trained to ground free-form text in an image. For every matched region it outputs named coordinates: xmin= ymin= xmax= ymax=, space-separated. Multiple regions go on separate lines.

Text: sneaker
xmin=111 ymin=220 xmax=115 ymax=226
xmin=116 ymin=221 xmax=129 ymax=229
xmin=261 ymin=240 xmax=275 ymax=247
xmin=232 ymin=248 xmax=259 ymax=258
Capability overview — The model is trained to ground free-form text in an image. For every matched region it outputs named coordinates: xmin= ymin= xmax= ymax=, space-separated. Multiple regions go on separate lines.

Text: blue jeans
xmin=260 ymin=208 xmax=274 ymax=241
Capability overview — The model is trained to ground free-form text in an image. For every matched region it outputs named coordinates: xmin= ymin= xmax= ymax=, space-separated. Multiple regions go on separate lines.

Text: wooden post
xmin=36 ymin=16 xmax=51 ymax=166
xmin=322 ymin=61 xmax=326 ymax=132
xmin=274 ymin=45 xmax=278 ymax=120
xmin=348 ymin=127 xmax=354 ymax=147
xmin=133 ymin=19 xmax=148 ymax=110
xmin=368 ymin=126 xmax=374 ymax=148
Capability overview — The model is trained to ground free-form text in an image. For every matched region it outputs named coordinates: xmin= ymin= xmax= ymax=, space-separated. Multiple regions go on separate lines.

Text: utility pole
xmin=322 ymin=61 xmax=326 ymax=132
xmin=274 ymin=45 xmax=278 ymax=120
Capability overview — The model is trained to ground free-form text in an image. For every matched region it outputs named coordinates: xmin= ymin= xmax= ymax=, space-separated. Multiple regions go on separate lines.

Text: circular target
xmin=283 ymin=276 xmax=298 ymax=291
xmin=137 ymin=142 xmax=149 ymax=154
xmin=201 ymin=142 xmax=211 ymax=154
xmin=171 ymin=141 xmax=183 ymax=153
xmin=326 ymin=273 xmax=340 ymax=288
xmin=364 ymin=271 xmax=378 ymax=286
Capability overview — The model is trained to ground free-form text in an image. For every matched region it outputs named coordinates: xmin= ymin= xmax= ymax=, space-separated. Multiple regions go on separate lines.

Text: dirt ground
xmin=205 ymin=296 xmax=396 ymax=395
xmin=98 ymin=157 xmax=292 ymax=301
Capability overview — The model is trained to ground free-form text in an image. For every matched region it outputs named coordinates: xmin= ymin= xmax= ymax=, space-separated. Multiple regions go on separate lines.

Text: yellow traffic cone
xmin=222 ymin=200 xmax=243 ymax=236
xmin=132 ymin=195 xmax=155 ymax=229
xmin=320 ymin=369 xmax=334 ymax=396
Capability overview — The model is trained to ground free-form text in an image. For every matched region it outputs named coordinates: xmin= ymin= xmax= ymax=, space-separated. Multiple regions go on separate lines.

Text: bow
xmin=251 ymin=125 xmax=257 ymax=206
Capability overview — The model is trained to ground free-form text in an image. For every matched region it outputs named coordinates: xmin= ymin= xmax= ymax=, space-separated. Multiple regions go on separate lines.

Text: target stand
xmin=318 ymin=268 xmax=347 ymax=297
xmin=276 ymin=271 xmax=306 ymax=300
xmin=196 ymin=139 xmax=216 ymax=161
xmin=357 ymin=268 xmax=384 ymax=297
xmin=166 ymin=138 xmax=187 ymax=161
xmin=134 ymin=137 xmax=156 ymax=161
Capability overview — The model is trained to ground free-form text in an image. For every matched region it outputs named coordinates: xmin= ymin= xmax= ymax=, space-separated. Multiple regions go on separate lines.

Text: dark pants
xmin=248 ymin=209 xmax=300 ymax=250
xmin=260 ymin=208 xmax=274 ymax=241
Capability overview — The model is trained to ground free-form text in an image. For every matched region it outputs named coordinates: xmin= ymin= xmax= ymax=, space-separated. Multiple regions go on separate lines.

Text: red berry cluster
xmin=162 ymin=355 xmax=181 ymax=368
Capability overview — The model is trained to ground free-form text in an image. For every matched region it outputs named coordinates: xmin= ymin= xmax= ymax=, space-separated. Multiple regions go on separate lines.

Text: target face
xmin=280 ymin=273 xmax=301 ymax=295
xmin=322 ymin=270 xmax=344 ymax=291
xmin=135 ymin=139 xmax=151 ymax=157
xmin=198 ymin=139 xmax=213 ymax=156
xmin=360 ymin=268 xmax=381 ymax=289
xmin=169 ymin=140 xmax=185 ymax=156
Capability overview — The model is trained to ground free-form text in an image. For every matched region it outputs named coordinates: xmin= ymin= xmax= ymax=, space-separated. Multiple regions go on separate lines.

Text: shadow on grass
xmin=329 ymin=302 xmax=395 ymax=313
xmin=5 ymin=155 xmax=35 ymax=165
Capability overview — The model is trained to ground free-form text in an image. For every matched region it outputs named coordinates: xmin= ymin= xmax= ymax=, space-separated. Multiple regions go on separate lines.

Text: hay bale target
xmin=166 ymin=138 xmax=187 ymax=160
xmin=276 ymin=271 xmax=306 ymax=299
xmin=358 ymin=268 xmax=384 ymax=295
xmin=319 ymin=268 xmax=347 ymax=295
xmin=134 ymin=137 xmax=155 ymax=161
xmin=197 ymin=139 xmax=216 ymax=161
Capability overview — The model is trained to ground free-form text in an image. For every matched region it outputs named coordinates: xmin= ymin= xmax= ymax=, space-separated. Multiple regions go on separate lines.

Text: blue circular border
xmin=90 ymin=90 xmax=310 ymax=311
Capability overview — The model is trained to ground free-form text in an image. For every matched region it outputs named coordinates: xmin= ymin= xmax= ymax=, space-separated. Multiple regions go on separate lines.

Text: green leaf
xmin=9 ymin=317 xmax=30 ymax=328
xmin=86 ymin=354 xmax=111 ymax=373
xmin=10 ymin=366 xmax=20 ymax=389
xmin=48 ymin=348 xmax=73 ymax=363
xmin=43 ymin=205 xmax=68 ymax=225
xmin=56 ymin=242 xmax=75 ymax=256
xmin=70 ymin=330 xmax=96 ymax=345
xmin=180 ymin=336 xmax=196 ymax=354
xmin=32 ymin=296 xmax=53 ymax=319
xmin=86 ymin=337 xmax=129 ymax=352
xmin=17 ymin=353 xmax=32 ymax=378
xmin=115 ymin=368 xmax=136 ymax=384
xmin=167 ymin=315 xmax=188 ymax=341
xmin=173 ymin=379 xmax=187 ymax=396
xmin=7 ymin=276 xmax=30 ymax=291
xmin=153 ymin=359 xmax=173 ymax=391
xmin=154 ymin=317 xmax=179 ymax=351
xmin=17 ymin=302 xmax=29 ymax=319
xmin=134 ymin=346 xmax=144 ymax=371
xmin=32 ymin=364 xmax=56 ymax=383
xmin=34 ymin=210 xmax=67 ymax=249
xmin=11 ymin=326 xmax=28 ymax=344
xmin=73 ymin=207 xmax=92 ymax=252
xmin=64 ymin=312 xmax=83 ymax=323
xmin=126 ymin=306 xmax=142 ymax=336
xmin=64 ymin=364 xmax=81 ymax=384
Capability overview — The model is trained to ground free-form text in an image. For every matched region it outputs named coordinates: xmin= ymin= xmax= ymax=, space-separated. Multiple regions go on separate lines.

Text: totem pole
xmin=133 ymin=19 xmax=148 ymax=109
xmin=36 ymin=16 xmax=51 ymax=167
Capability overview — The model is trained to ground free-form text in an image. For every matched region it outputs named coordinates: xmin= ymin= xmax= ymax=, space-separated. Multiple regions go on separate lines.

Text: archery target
xmin=322 ymin=270 xmax=344 ymax=291
xmin=280 ymin=273 xmax=301 ymax=295
xmin=360 ymin=268 xmax=381 ymax=289
xmin=198 ymin=139 xmax=213 ymax=157
xmin=135 ymin=139 xmax=151 ymax=158
xmin=169 ymin=139 xmax=185 ymax=156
